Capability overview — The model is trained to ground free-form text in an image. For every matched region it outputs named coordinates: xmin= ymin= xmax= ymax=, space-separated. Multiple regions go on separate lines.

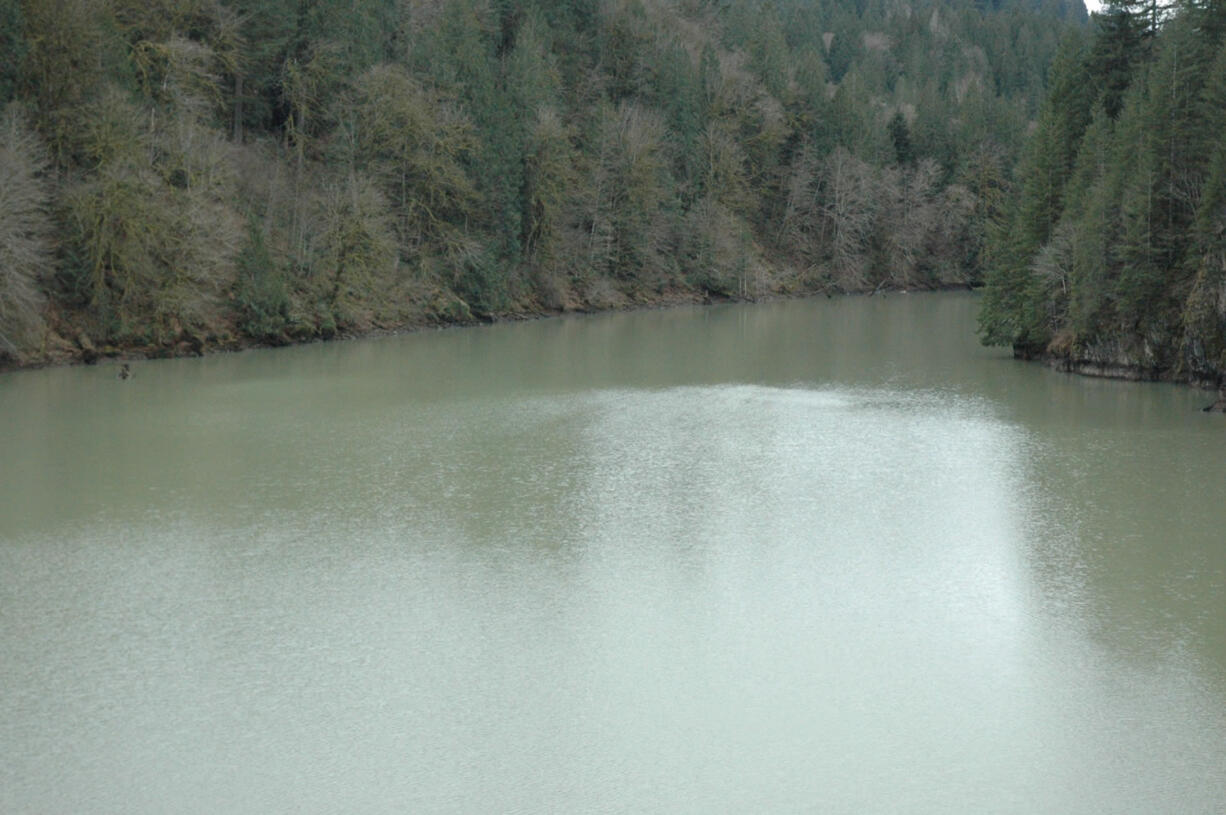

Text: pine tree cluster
xmin=980 ymin=0 xmax=1226 ymax=385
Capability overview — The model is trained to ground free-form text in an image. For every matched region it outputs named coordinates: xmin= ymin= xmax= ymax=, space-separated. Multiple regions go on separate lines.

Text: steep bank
xmin=1 ymin=0 xmax=1081 ymax=369
xmin=1014 ymin=345 xmax=1190 ymax=385
xmin=979 ymin=4 xmax=1226 ymax=388
xmin=1012 ymin=342 xmax=1226 ymax=400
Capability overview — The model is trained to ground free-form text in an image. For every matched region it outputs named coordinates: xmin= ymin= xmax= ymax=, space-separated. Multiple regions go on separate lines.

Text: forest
xmin=979 ymin=0 xmax=1226 ymax=386
xmin=0 ymin=0 xmax=1083 ymax=365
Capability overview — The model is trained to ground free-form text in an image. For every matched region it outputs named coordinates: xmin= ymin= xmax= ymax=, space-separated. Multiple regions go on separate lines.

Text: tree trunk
xmin=233 ymin=74 xmax=243 ymax=143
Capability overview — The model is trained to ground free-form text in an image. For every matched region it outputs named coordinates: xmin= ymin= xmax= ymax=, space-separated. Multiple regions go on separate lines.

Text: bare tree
xmin=779 ymin=143 xmax=823 ymax=275
xmin=878 ymin=158 xmax=940 ymax=286
xmin=584 ymin=102 xmax=670 ymax=280
xmin=819 ymin=148 xmax=876 ymax=289
xmin=0 ymin=107 xmax=53 ymax=357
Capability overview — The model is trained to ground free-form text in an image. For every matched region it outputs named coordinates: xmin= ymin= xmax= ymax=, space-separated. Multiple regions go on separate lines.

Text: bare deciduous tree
xmin=0 ymin=107 xmax=53 ymax=356
xmin=584 ymin=102 xmax=670 ymax=281
xmin=878 ymin=158 xmax=940 ymax=286
xmin=819 ymin=147 xmax=875 ymax=289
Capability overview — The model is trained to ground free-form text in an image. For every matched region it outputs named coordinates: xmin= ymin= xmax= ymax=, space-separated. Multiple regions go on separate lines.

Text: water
xmin=2 ymin=293 xmax=1224 ymax=813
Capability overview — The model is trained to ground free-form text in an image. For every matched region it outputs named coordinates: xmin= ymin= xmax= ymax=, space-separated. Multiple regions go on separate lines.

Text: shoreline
xmin=1013 ymin=345 xmax=1225 ymax=404
xmin=0 ymin=281 xmax=976 ymax=377
xmin=8 ymin=282 xmax=1223 ymax=407
xmin=0 ymin=288 xmax=719 ymax=376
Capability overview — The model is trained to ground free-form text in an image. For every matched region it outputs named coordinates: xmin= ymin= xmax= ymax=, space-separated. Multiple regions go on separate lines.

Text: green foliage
xmin=308 ymin=174 xmax=398 ymax=328
xmin=979 ymin=31 xmax=1092 ymax=349
xmin=20 ymin=0 xmax=135 ymax=162
xmin=1089 ymin=6 xmax=1145 ymax=118
xmin=344 ymin=64 xmax=477 ymax=250
xmin=0 ymin=0 xmax=23 ymax=104
xmin=234 ymin=218 xmax=290 ymax=341
xmin=982 ymin=0 xmax=1226 ymax=382
xmin=888 ymin=111 xmax=915 ymax=166
xmin=450 ymin=238 xmax=508 ymax=316
xmin=1 ymin=0 xmax=1083 ymax=360
xmin=645 ymin=37 xmax=704 ymax=196
xmin=521 ymin=106 xmax=577 ymax=267
xmin=679 ymin=198 xmax=755 ymax=296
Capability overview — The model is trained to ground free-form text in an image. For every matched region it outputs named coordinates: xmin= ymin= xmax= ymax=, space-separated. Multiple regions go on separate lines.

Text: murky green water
xmin=2 ymin=293 xmax=1224 ymax=813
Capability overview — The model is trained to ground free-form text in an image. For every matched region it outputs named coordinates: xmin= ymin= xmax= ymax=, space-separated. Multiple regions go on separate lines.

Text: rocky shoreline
xmin=1013 ymin=344 xmax=1226 ymax=409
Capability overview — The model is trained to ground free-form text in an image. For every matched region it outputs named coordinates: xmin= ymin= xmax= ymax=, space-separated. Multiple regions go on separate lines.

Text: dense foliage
xmin=0 ymin=0 xmax=1081 ymax=362
xmin=979 ymin=0 xmax=1226 ymax=385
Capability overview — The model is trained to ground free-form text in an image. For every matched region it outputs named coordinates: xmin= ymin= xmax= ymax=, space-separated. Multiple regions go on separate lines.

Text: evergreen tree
xmin=979 ymin=32 xmax=1091 ymax=348
xmin=888 ymin=111 xmax=915 ymax=166
xmin=1088 ymin=4 xmax=1145 ymax=118
xmin=982 ymin=0 xmax=1226 ymax=385
xmin=0 ymin=0 xmax=23 ymax=104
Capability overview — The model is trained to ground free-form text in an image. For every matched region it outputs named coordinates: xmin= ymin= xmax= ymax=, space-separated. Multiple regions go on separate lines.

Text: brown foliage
xmin=0 ymin=106 xmax=53 ymax=355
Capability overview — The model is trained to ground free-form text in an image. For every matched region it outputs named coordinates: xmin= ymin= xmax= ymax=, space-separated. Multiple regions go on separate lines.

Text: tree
xmin=819 ymin=147 xmax=876 ymax=289
xmin=344 ymin=64 xmax=477 ymax=251
xmin=585 ymin=102 xmax=672 ymax=281
xmin=888 ymin=110 xmax=915 ymax=165
xmin=19 ymin=0 xmax=134 ymax=163
xmin=521 ymin=105 xmax=577 ymax=269
xmin=0 ymin=0 xmax=1092 ymax=362
xmin=1088 ymin=4 xmax=1145 ymax=118
xmin=233 ymin=217 xmax=291 ymax=342
xmin=0 ymin=0 xmax=23 ymax=104
xmin=957 ymin=139 xmax=1010 ymax=275
xmin=979 ymin=32 xmax=1092 ymax=349
xmin=1180 ymin=37 xmax=1226 ymax=379
xmin=878 ymin=159 xmax=941 ymax=286
xmin=0 ymin=105 xmax=51 ymax=356
xmin=308 ymin=173 xmax=397 ymax=331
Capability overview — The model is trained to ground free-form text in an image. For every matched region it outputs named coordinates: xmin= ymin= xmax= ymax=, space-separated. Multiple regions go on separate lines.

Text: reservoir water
xmin=2 ymin=293 xmax=1224 ymax=813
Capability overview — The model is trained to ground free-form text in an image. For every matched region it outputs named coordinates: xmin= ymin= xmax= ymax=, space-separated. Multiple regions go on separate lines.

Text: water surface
xmin=2 ymin=294 xmax=1224 ymax=813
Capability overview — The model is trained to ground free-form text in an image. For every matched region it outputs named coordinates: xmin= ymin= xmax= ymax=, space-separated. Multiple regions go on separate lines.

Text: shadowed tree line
xmin=979 ymin=0 xmax=1226 ymax=385
xmin=0 ymin=0 xmax=1082 ymax=363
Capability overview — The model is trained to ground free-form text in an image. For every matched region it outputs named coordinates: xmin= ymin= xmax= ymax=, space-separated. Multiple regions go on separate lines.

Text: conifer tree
xmin=0 ymin=0 xmax=23 ymax=104
xmin=888 ymin=111 xmax=915 ymax=166
xmin=980 ymin=31 xmax=1091 ymax=349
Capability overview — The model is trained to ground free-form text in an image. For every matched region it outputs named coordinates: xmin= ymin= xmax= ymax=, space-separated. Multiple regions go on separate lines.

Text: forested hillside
xmin=0 ymin=0 xmax=1081 ymax=365
xmin=980 ymin=0 xmax=1226 ymax=386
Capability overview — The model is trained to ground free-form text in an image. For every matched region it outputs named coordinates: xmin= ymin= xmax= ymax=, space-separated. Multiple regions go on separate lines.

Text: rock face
xmin=1014 ymin=340 xmax=1169 ymax=383
xmin=1014 ymin=335 xmax=1226 ymax=410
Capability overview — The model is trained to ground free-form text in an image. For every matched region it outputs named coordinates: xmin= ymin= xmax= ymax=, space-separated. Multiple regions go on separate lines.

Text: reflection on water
xmin=2 ymin=294 xmax=1225 ymax=813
